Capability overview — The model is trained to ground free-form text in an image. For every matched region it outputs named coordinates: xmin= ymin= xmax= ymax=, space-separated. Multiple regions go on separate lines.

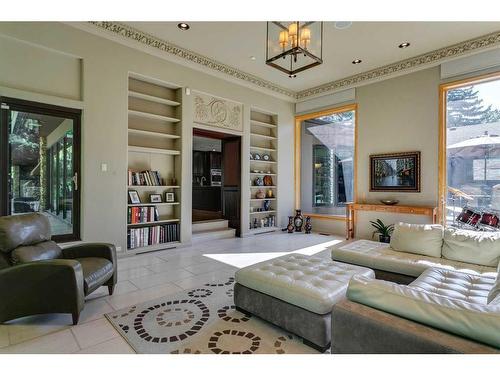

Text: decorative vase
xmin=263 ymin=175 xmax=273 ymax=186
xmin=263 ymin=200 xmax=271 ymax=211
xmin=266 ymin=189 xmax=274 ymax=198
xmin=304 ymin=216 xmax=312 ymax=234
xmin=255 ymin=190 xmax=265 ymax=199
xmin=294 ymin=209 xmax=304 ymax=232
xmin=254 ymin=177 xmax=264 ymax=186
xmin=287 ymin=216 xmax=294 ymax=233
xmin=253 ymin=218 xmax=258 ymax=229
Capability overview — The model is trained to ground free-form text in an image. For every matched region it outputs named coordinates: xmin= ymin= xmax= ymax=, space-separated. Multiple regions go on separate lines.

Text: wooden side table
xmin=346 ymin=203 xmax=438 ymax=239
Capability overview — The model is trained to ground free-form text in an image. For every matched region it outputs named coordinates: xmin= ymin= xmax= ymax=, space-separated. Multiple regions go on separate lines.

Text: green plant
xmin=370 ymin=219 xmax=394 ymax=239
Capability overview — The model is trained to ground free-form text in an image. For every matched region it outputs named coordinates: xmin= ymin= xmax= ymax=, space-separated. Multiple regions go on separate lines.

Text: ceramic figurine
xmin=304 ymin=216 xmax=312 ymax=234
xmin=253 ymin=218 xmax=258 ymax=229
xmin=294 ymin=209 xmax=304 ymax=232
xmin=287 ymin=216 xmax=294 ymax=233
xmin=255 ymin=190 xmax=265 ymax=199
xmin=266 ymin=189 xmax=274 ymax=198
xmin=254 ymin=177 xmax=264 ymax=186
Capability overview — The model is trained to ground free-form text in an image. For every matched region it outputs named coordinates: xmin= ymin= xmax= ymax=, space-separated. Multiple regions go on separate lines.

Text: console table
xmin=346 ymin=203 xmax=438 ymax=239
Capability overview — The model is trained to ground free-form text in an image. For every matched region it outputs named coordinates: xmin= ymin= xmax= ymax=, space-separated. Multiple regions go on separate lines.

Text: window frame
xmin=294 ymin=103 xmax=358 ymax=221
xmin=0 ymin=96 xmax=82 ymax=242
xmin=438 ymin=70 xmax=500 ymax=225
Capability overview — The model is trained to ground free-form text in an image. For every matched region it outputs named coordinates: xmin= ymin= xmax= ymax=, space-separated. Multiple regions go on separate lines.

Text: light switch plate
xmin=101 ymin=163 xmax=108 ymax=172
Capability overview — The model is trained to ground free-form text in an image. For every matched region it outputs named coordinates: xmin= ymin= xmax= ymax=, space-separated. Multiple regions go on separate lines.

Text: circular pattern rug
xmin=105 ymin=276 xmax=320 ymax=354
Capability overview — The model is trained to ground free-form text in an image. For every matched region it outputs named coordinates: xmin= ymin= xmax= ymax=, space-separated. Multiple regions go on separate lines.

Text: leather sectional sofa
xmin=330 ymin=223 xmax=500 ymax=353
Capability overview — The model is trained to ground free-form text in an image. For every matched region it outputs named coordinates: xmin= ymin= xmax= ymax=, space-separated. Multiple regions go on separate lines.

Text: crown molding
xmin=296 ymin=30 xmax=500 ymax=99
xmin=87 ymin=22 xmax=500 ymax=102
xmin=87 ymin=21 xmax=296 ymax=99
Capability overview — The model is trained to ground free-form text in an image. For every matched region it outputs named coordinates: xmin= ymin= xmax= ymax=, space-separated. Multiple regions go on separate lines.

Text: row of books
xmin=127 ymin=206 xmax=159 ymax=224
xmin=127 ymin=223 xmax=180 ymax=249
xmin=128 ymin=170 xmax=164 ymax=186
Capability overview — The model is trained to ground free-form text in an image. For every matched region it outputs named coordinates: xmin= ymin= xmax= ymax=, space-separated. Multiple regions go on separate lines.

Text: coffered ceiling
xmin=86 ymin=21 xmax=500 ymax=100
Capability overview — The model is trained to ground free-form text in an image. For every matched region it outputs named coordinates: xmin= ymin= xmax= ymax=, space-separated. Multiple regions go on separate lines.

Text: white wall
xmin=0 ymin=22 xmax=295 ymax=252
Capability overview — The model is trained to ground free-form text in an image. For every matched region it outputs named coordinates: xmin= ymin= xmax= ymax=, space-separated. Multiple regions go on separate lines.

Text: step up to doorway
xmin=192 ymin=227 xmax=236 ymax=242
xmin=192 ymin=219 xmax=229 ymax=233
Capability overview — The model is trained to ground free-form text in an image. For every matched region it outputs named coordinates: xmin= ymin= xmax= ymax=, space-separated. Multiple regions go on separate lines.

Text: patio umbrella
xmin=447 ymin=133 xmax=500 ymax=181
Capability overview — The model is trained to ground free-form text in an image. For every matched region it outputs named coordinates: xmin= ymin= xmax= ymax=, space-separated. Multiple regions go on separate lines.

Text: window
xmin=0 ymin=97 xmax=81 ymax=241
xmin=295 ymin=105 xmax=356 ymax=218
xmin=440 ymin=74 xmax=500 ymax=230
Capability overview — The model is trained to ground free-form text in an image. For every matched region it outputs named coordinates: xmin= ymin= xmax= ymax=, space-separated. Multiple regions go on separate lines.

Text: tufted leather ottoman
xmin=234 ymin=254 xmax=374 ymax=351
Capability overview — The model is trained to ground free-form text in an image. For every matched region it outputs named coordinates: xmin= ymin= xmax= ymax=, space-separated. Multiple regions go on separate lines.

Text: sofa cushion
xmin=410 ymin=267 xmax=496 ymax=305
xmin=390 ymin=222 xmax=443 ymax=258
xmin=331 ymin=240 xmax=497 ymax=278
xmin=75 ymin=257 xmax=113 ymax=295
xmin=10 ymin=240 xmax=62 ymax=265
xmin=235 ymin=254 xmax=374 ymax=314
xmin=0 ymin=213 xmax=51 ymax=253
xmin=346 ymin=274 xmax=500 ymax=349
xmin=488 ymin=275 xmax=500 ymax=304
xmin=442 ymin=228 xmax=500 ymax=267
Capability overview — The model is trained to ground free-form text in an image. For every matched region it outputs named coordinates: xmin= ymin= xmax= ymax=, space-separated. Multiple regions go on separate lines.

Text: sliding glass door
xmin=0 ymin=97 xmax=81 ymax=241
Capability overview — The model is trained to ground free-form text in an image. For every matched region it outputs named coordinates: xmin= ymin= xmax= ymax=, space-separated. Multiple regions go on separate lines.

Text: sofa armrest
xmin=331 ymin=299 xmax=499 ymax=354
xmin=0 ymin=259 xmax=85 ymax=323
xmin=62 ymin=243 xmax=116 ymax=264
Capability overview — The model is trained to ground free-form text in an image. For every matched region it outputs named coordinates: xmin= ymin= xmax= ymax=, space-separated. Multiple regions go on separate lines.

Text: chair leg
xmin=72 ymin=312 xmax=80 ymax=325
xmin=108 ymin=284 xmax=115 ymax=296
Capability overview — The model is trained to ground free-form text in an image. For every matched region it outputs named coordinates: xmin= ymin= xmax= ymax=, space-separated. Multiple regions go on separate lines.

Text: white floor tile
xmin=76 ymin=336 xmax=135 ymax=354
xmin=128 ymin=269 xmax=194 ymax=289
xmin=71 ymin=318 xmax=118 ymax=349
xmin=117 ymin=266 xmax=155 ymax=281
xmin=0 ymin=329 xmax=79 ymax=354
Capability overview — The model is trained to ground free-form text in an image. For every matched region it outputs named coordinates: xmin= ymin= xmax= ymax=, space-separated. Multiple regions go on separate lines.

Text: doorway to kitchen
xmin=192 ymin=128 xmax=241 ymax=236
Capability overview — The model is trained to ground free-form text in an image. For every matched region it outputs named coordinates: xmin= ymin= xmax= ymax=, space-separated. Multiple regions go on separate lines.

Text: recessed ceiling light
xmin=352 ymin=59 xmax=362 ymax=64
xmin=177 ymin=23 xmax=190 ymax=31
xmin=250 ymin=56 xmax=256 ymax=61
xmin=398 ymin=42 xmax=411 ymax=49
xmin=335 ymin=21 xmax=352 ymax=30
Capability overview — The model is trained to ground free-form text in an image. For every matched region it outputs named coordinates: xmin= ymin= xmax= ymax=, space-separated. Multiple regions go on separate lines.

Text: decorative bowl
xmin=380 ymin=199 xmax=399 ymax=206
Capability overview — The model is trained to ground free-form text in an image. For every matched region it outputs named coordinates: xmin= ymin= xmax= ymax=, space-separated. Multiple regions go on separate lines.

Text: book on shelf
xmin=128 ymin=170 xmax=164 ymax=186
xmin=127 ymin=222 xmax=180 ymax=249
xmin=127 ymin=206 xmax=159 ymax=224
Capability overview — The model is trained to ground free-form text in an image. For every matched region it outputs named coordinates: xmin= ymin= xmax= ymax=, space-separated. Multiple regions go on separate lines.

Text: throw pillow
xmin=390 ymin=222 xmax=444 ymax=257
xmin=442 ymin=228 xmax=500 ymax=267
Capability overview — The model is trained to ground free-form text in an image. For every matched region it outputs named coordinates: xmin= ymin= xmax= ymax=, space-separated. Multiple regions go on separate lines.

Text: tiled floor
xmin=0 ymin=232 xmax=344 ymax=354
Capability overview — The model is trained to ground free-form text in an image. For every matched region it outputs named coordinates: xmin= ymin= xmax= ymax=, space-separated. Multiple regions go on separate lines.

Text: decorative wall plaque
xmin=193 ymin=91 xmax=243 ymax=132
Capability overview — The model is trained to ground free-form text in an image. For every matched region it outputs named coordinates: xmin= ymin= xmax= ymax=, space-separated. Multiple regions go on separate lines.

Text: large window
xmin=295 ymin=105 xmax=356 ymax=217
xmin=0 ymin=97 xmax=81 ymax=241
xmin=440 ymin=74 xmax=500 ymax=230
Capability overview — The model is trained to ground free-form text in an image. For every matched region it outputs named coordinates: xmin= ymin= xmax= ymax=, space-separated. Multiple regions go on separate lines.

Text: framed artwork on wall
xmin=370 ymin=151 xmax=421 ymax=192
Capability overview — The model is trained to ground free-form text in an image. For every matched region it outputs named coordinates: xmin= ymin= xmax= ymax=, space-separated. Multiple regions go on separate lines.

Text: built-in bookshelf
xmin=249 ymin=109 xmax=278 ymax=234
xmin=127 ymin=74 xmax=182 ymax=253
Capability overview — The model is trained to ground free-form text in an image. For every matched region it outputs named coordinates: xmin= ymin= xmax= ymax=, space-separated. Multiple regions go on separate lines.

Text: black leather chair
xmin=0 ymin=213 xmax=117 ymax=325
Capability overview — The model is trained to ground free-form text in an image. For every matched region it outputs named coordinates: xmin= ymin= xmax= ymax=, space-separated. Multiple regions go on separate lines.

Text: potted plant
xmin=370 ymin=219 xmax=394 ymax=243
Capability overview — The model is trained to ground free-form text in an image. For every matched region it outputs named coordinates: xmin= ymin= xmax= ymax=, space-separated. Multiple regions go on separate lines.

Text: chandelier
xmin=266 ymin=22 xmax=323 ymax=78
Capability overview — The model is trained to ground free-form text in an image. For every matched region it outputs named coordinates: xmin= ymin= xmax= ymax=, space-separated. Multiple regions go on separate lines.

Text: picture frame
xmin=128 ymin=190 xmax=141 ymax=204
xmin=165 ymin=192 xmax=175 ymax=203
xmin=149 ymin=194 xmax=162 ymax=203
xmin=370 ymin=151 xmax=421 ymax=192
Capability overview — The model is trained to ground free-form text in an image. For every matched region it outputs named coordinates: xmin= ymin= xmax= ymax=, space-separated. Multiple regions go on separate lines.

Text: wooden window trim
xmin=294 ymin=103 xmax=358 ymax=220
xmin=438 ymin=70 xmax=500 ymax=224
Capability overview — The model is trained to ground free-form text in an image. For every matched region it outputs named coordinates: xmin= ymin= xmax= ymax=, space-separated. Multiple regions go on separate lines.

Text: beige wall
xmin=0 ymin=22 xmax=295 ymax=252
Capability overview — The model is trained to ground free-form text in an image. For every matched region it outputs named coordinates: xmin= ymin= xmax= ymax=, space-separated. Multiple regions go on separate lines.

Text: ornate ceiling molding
xmin=88 ymin=21 xmax=296 ymax=99
xmin=88 ymin=22 xmax=500 ymax=102
xmin=296 ymin=30 xmax=500 ymax=99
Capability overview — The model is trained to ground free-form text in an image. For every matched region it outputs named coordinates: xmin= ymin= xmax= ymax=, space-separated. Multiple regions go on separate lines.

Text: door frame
xmin=0 ymin=96 xmax=82 ymax=242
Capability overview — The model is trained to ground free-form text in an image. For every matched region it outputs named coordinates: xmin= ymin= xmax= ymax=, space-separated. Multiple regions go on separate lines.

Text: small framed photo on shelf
xmin=165 ymin=192 xmax=175 ymax=203
xmin=128 ymin=190 xmax=141 ymax=204
xmin=149 ymin=194 xmax=162 ymax=203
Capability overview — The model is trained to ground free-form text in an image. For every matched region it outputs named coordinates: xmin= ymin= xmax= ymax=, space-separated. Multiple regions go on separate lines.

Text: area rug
xmin=105 ymin=276 xmax=320 ymax=354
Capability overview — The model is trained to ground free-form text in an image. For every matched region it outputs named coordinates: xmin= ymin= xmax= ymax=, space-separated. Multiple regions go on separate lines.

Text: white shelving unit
xmin=249 ymin=109 xmax=279 ymax=234
xmin=127 ymin=74 xmax=183 ymax=253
